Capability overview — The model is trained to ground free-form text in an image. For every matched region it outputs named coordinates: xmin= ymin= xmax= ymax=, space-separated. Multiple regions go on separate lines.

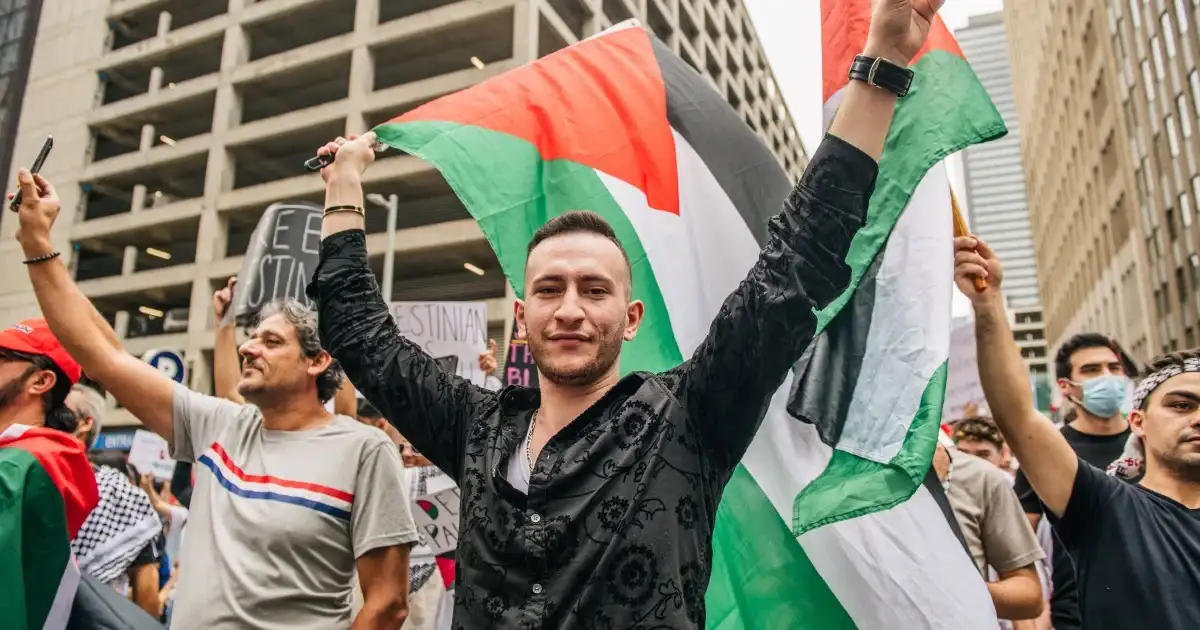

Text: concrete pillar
xmin=345 ymin=0 xmax=378 ymax=137
xmin=185 ymin=15 xmax=250 ymax=392
xmin=130 ymin=184 xmax=147 ymax=213
xmin=514 ymin=0 xmax=541 ymax=64
xmin=139 ymin=124 xmax=156 ymax=151
xmin=157 ymin=11 xmax=172 ymax=37
xmin=148 ymin=66 xmax=164 ymax=93
xmin=114 ymin=311 xmax=130 ymax=339
xmin=122 ymin=245 xmax=138 ymax=276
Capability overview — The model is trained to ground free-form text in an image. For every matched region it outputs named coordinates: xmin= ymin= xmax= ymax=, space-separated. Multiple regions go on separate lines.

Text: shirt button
xmin=532 ymin=583 xmax=543 ymax=594
xmin=530 ymin=513 xmax=542 ymax=523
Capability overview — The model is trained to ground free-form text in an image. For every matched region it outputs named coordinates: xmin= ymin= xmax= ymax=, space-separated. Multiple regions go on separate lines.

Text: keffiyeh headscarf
xmin=1107 ymin=357 xmax=1200 ymax=479
xmin=70 ymin=466 xmax=162 ymax=585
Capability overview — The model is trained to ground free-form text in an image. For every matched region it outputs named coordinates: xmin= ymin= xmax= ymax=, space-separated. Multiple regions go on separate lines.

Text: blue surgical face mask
xmin=1075 ymin=375 xmax=1129 ymax=418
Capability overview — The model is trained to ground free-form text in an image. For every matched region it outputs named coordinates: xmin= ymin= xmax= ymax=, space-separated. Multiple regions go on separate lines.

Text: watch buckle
xmin=867 ymin=56 xmax=884 ymax=89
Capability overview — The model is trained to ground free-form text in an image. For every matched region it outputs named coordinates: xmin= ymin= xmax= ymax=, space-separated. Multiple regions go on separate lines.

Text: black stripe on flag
xmin=648 ymin=36 xmax=791 ymax=247
xmin=787 ymin=254 xmax=881 ymax=445
xmin=648 ymin=32 xmax=879 ymax=450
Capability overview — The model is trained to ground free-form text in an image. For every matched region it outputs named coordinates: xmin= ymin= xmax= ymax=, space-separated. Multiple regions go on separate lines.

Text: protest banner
xmin=230 ymin=201 xmax=324 ymax=325
xmin=127 ymin=429 xmax=176 ymax=482
xmin=412 ymin=486 xmax=460 ymax=556
xmin=388 ymin=301 xmax=488 ymax=385
xmin=504 ymin=324 xmax=538 ymax=388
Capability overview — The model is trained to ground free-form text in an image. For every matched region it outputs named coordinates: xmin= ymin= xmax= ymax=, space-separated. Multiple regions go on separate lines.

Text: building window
xmin=1168 ymin=114 xmax=1182 ymax=155
xmin=1177 ymin=0 xmax=1191 ymax=32
xmin=1168 ymin=207 xmax=1178 ymax=241
xmin=1130 ymin=0 xmax=1142 ymax=28
xmin=1192 ymin=176 xmax=1200 ymax=218
xmin=1191 ymin=70 xmax=1200 ymax=112
xmin=1178 ymin=267 xmax=1189 ymax=305
xmin=1182 ymin=192 xmax=1194 ymax=227
xmin=1180 ymin=94 xmax=1194 ymax=137
xmin=1143 ymin=60 xmax=1157 ymax=100
xmin=1152 ymin=36 xmax=1166 ymax=79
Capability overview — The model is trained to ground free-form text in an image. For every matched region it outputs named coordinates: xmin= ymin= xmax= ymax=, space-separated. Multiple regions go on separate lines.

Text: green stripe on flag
xmin=792 ymin=362 xmax=948 ymax=534
xmin=374 ymin=120 xmax=683 ymax=374
xmin=708 ymin=465 xmax=856 ymax=629
xmin=814 ymin=51 xmax=1007 ymax=335
xmin=0 ymin=447 xmax=71 ymax=630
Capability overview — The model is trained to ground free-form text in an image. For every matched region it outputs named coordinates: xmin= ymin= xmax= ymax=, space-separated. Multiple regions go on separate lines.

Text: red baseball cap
xmin=0 ymin=318 xmax=82 ymax=384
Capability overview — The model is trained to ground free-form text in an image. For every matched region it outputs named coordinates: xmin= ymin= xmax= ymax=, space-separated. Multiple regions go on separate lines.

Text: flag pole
xmin=950 ymin=189 xmax=988 ymax=291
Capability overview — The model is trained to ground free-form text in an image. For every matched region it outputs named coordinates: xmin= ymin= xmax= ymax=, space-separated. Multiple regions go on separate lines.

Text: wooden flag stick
xmin=950 ymin=189 xmax=989 ymax=291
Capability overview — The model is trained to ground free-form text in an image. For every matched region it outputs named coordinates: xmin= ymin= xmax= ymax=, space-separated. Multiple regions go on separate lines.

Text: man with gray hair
xmin=14 ymin=169 xmax=421 ymax=630
xmin=67 ymin=383 xmax=105 ymax=448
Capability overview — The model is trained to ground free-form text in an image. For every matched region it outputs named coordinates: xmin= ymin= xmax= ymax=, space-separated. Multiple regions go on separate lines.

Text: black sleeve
xmin=1013 ymin=468 xmax=1045 ymax=515
xmin=128 ymin=535 xmax=162 ymax=568
xmin=664 ymin=135 xmax=873 ymax=471
xmin=308 ymin=230 xmax=499 ymax=482
xmin=1049 ymin=457 xmax=1121 ymax=548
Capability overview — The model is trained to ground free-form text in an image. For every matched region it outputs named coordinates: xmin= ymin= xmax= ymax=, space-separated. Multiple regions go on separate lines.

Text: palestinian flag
xmin=0 ymin=425 xmax=99 ymax=629
xmin=370 ymin=12 xmax=1003 ymax=628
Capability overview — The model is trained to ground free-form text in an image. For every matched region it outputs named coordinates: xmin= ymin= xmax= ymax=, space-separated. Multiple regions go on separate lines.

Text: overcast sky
xmin=742 ymin=0 xmax=1007 ymax=315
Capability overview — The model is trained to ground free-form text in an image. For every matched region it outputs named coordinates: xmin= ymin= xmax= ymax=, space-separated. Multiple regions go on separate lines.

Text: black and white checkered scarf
xmin=1108 ymin=357 xmax=1200 ymax=479
xmin=69 ymin=465 xmax=161 ymax=585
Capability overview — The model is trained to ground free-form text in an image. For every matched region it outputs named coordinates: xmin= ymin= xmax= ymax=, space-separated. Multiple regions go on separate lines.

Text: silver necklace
xmin=524 ymin=410 xmax=539 ymax=470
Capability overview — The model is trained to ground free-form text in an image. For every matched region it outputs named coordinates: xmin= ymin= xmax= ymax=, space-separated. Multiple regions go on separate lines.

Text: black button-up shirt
xmin=309 ymin=135 xmax=876 ymax=629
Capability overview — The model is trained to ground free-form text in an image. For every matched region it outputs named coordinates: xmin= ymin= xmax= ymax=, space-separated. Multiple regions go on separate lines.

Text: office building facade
xmin=0 ymin=0 xmax=806 ymax=427
xmin=957 ymin=12 xmax=1051 ymax=381
xmin=1004 ymin=0 xmax=1159 ymax=366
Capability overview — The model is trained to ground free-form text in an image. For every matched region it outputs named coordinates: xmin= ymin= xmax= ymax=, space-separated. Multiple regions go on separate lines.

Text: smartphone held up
xmin=10 ymin=135 xmax=53 ymax=212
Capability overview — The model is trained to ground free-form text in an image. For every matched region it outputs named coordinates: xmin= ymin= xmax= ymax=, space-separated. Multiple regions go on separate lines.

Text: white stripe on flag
xmin=43 ymin=556 xmax=79 ymax=630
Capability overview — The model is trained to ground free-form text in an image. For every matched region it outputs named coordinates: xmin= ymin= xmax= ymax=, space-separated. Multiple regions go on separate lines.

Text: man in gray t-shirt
xmin=22 ymin=214 xmax=420 ymax=630
xmin=172 ymin=383 xmax=418 ymax=628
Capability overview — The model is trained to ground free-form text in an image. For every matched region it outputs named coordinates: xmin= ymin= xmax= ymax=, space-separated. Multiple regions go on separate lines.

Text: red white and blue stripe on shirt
xmin=197 ymin=442 xmax=354 ymax=520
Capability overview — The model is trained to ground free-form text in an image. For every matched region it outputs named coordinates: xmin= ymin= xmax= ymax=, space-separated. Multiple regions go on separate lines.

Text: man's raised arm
xmin=14 ymin=170 xmax=177 ymax=440
xmin=667 ymin=0 xmax=941 ymax=468
xmin=956 ymin=236 xmax=1078 ymax=518
xmin=307 ymin=133 xmax=496 ymax=480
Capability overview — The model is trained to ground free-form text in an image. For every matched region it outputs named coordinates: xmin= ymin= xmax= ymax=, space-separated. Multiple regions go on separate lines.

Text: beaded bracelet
xmin=23 ymin=251 xmax=61 ymax=265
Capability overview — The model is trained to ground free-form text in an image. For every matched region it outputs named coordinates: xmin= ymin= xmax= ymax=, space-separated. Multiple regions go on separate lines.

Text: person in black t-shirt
xmin=957 ymin=236 xmax=1200 ymax=630
xmin=1011 ymin=333 xmax=1137 ymax=630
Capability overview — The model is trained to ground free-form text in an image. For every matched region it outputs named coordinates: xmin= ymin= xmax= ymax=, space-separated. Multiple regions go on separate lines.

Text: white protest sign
xmin=127 ymin=429 xmax=176 ymax=482
xmin=413 ymin=487 xmax=460 ymax=556
xmin=389 ymin=301 xmax=488 ymax=386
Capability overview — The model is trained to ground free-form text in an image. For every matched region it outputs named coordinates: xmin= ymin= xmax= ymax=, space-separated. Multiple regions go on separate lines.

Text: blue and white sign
xmin=144 ymin=349 xmax=187 ymax=384
xmin=93 ymin=431 xmax=136 ymax=451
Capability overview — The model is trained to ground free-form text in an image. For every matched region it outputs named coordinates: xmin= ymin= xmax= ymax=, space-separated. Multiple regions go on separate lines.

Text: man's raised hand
xmin=954 ymin=235 xmax=1004 ymax=306
xmin=213 ymin=276 xmax=237 ymax=321
xmin=12 ymin=169 xmax=60 ymax=257
xmin=867 ymin=0 xmax=946 ymax=66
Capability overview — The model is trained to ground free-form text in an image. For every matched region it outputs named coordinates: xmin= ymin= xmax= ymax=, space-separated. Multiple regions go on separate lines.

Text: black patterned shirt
xmin=309 ymin=135 xmax=876 ymax=629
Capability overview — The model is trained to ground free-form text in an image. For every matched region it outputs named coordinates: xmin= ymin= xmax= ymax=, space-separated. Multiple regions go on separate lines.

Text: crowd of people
xmin=2 ymin=1 xmax=1198 ymax=628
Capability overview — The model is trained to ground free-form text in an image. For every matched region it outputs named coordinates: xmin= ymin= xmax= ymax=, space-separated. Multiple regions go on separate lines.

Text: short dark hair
xmin=1136 ymin=349 xmax=1200 ymax=409
xmin=255 ymin=299 xmax=344 ymax=403
xmin=0 ymin=348 xmax=75 ymax=433
xmin=1054 ymin=333 xmax=1138 ymax=380
xmin=951 ymin=415 xmax=1004 ymax=450
xmin=357 ymin=398 xmax=382 ymax=420
xmin=527 ymin=211 xmax=631 ymax=273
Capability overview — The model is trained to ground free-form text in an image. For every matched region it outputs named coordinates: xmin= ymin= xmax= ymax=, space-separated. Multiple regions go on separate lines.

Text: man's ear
xmin=27 ymin=369 xmax=57 ymax=396
xmin=515 ymin=299 xmax=527 ymax=339
xmin=308 ymin=351 xmax=334 ymax=376
xmin=623 ymin=300 xmax=644 ymax=342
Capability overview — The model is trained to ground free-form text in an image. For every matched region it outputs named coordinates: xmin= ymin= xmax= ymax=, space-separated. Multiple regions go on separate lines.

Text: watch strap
xmin=848 ymin=54 xmax=914 ymax=98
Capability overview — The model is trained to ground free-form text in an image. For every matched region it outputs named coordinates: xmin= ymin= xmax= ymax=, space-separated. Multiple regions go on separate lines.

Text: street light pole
xmin=367 ymin=193 xmax=400 ymax=302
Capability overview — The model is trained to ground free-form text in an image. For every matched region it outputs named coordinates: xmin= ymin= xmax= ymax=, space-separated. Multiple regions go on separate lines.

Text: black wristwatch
xmin=848 ymin=54 xmax=914 ymax=97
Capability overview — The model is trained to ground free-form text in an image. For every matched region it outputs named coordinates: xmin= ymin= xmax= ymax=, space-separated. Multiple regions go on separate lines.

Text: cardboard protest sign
xmin=231 ymin=201 xmax=324 ymax=325
xmin=388 ymin=301 xmax=488 ymax=385
xmin=504 ymin=324 xmax=538 ymax=388
xmin=127 ymin=429 xmax=176 ymax=482
xmin=412 ymin=486 xmax=460 ymax=556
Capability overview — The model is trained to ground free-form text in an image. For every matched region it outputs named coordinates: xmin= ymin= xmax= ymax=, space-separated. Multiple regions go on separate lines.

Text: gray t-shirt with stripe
xmin=168 ymin=384 xmax=418 ymax=630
